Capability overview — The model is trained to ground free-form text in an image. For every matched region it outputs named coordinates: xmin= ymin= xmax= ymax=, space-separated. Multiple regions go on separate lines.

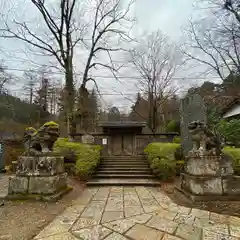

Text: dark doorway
xmin=111 ymin=134 xmax=134 ymax=156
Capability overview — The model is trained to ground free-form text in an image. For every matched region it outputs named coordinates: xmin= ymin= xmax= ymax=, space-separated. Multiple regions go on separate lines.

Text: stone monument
xmin=175 ymin=120 xmax=240 ymax=202
xmin=7 ymin=122 xmax=71 ymax=201
xmin=180 ymin=93 xmax=207 ymax=157
xmin=81 ymin=133 xmax=95 ymax=144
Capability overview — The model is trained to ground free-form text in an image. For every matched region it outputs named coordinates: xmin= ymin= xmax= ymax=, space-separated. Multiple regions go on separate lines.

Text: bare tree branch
xmin=129 ymin=30 xmax=182 ymax=133
xmin=184 ymin=0 xmax=240 ymax=79
xmin=0 ymin=63 xmax=11 ymax=93
xmin=0 ymin=0 xmax=86 ymax=136
xmin=81 ymin=0 xmax=135 ymax=88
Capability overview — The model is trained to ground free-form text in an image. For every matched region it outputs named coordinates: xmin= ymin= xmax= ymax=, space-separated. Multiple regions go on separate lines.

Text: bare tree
xmin=79 ymin=0 xmax=135 ymax=90
xmin=0 ymin=0 xmax=86 ymax=135
xmin=183 ymin=0 xmax=240 ymax=80
xmin=129 ymin=30 xmax=182 ymax=133
xmin=71 ymin=0 xmax=135 ymax=134
xmin=48 ymin=80 xmax=62 ymax=115
xmin=23 ymin=70 xmax=38 ymax=104
xmin=0 ymin=63 xmax=11 ymax=93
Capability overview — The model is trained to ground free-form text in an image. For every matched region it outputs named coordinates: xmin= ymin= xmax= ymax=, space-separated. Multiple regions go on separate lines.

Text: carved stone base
xmin=16 ymin=156 xmax=64 ymax=176
xmin=185 ymin=154 xmax=234 ymax=176
xmin=175 ymin=173 xmax=240 ymax=202
xmin=8 ymin=173 xmax=68 ymax=199
xmin=175 ymin=186 xmax=240 ymax=202
xmin=6 ymin=186 xmax=72 ymax=202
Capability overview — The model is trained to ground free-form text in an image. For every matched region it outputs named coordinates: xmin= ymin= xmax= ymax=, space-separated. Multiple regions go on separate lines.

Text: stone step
xmin=101 ymin=160 xmax=148 ymax=163
xmin=102 ymin=158 xmax=146 ymax=161
xmin=99 ymin=166 xmax=150 ymax=170
xmin=100 ymin=163 xmax=149 ymax=166
xmin=96 ymin=170 xmax=152 ymax=174
xmin=86 ymin=178 xmax=160 ymax=186
xmin=92 ymin=174 xmax=154 ymax=179
xmin=99 ymin=165 xmax=149 ymax=170
xmin=100 ymin=162 xmax=149 ymax=166
xmin=102 ymin=155 xmax=145 ymax=159
xmin=97 ymin=167 xmax=151 ymax=171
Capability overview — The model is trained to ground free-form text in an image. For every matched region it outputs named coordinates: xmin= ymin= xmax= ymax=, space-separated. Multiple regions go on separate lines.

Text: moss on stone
xmin=43 ymin=121 xmax=59 ymax=127
xmin=25 ymin=127 xmax=37 ymax=132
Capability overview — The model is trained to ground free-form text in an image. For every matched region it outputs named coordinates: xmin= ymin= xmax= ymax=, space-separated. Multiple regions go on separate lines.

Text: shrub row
xmin=144 ymin=143 xmax=184 ymax=180
xmin=144 ymin=142 xmax=240 ymax=179
xmin=53 ymin=138 xmax=101 ymax=180
xmin=223 ymin=147 xmax=240 ymax=175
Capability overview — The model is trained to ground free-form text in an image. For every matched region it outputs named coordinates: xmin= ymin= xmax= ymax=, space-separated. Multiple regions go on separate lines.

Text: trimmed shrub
xmin=166 ymin=120 xmax=180 ymax=133
xmin=223 ymin=147 xmax=240 ymax=175
xmin=150 ymin=157 xmax=176 ymax=180
xmin=144 ymin=143 xmax=181 ymax=180
xmin=174 ymin=146 xmax=184 ymax=161
xmin=217 ymin=119 xmax=240 ymax=147
xmin=144 ymin=142 xmax=240 ymax=178
xmin=53 ymin=138 xmax=101 ymax=179
xmin=173 ymin=136 xmax=181 ymax=144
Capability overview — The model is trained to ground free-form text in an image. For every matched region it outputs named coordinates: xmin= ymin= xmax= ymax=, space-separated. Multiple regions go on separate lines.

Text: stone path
xmin=0 ymin=174 xmax=9 ymax=199
xmin=33 ymin=186 xmax=240 ymax=240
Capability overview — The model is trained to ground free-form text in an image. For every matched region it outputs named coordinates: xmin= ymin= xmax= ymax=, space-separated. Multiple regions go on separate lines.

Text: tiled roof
xmin=99 ymin=121 xmax=147 ymax=128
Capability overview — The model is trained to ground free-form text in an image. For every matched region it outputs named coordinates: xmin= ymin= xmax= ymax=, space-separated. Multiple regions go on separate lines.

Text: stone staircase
xmin=86 ymin=156 xmax=159 ymax=186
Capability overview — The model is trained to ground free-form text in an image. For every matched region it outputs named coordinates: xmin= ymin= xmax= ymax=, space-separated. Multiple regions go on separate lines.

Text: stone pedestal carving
xmin=175 ymin=120 xmax=240 ymax=202
xmin=7 ymin=156 xmax=70 ymax=201
xmin=7 ymin=122 xmax=71 ymax=201
xmin=178 ymin=154 xmax=240 ymax=200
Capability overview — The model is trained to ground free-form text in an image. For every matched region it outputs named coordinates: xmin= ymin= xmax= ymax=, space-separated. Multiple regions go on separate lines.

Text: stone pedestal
xmin=175 ymin=153 xmax=240 ymax=202
xmin=7 ymin=156 xmax=71 ymax=201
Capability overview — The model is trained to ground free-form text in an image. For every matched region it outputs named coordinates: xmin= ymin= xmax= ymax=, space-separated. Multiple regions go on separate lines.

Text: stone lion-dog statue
xmin=188 ymin=120 xmax=224 ymax=156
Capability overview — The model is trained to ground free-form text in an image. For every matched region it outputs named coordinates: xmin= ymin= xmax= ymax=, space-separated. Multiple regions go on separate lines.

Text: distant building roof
xmin=221 ymin=98 xmax=240 ymax=119
xmin=98 ymin=121 xmax=147 ymax=128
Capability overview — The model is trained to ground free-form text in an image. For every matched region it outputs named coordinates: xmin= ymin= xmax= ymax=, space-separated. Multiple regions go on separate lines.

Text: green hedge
xmin=53 ymin=138 xmax=101 ymax=179
xmin=223 ymin=147 xmax=240 ymax=175
xmin=172 ymin=136 xmax=181 ymax=144
xmin=217 ymin=119 xmax=240 ymax=147
xmin=144 ymin=143 xmax=183 ymax=180
xmin=144 ymin=143 xmax=240 ymax=179
xmin=165 ymin=120 xmax=180 ymax=133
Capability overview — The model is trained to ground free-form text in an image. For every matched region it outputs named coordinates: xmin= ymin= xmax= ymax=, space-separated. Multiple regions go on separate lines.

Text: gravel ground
xmin=0 ymin=177 xmax=85 ymax=240
xmin=162 ymin=178 xmax=240 ymax=218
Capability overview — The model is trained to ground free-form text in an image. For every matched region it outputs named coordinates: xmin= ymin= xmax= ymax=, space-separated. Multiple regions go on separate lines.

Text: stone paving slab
xmin=34 ymin=186 xmax=240 ymax=240
xmin=0 ymin=174 xmax=10 ymax=199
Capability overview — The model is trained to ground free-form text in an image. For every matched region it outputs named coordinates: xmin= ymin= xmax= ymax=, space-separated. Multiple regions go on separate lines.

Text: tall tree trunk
xmin=30 ymin=87 xmax=33 ymax=105
xmin=65 ymin=59 xmax=75 ymax=138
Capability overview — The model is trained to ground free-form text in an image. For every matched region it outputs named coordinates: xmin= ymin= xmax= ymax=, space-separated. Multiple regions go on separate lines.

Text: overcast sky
xmin=0 ymin=0 xmax=209 ymax=113
xmin=135 ymin=0 xmax=195 ymax=39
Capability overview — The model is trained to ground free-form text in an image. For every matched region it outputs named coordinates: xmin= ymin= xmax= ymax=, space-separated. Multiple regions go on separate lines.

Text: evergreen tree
xmin=33 ymin=77 xmax=50 ymax=125
xmin=108 ymin=107 xmax=121 ymax=121
xmin=88 ymin=89 xmax=99 ymax=131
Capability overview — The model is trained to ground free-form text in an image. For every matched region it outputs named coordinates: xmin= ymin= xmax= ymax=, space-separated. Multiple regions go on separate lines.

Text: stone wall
xmin=73 ymin=133 xmax=178 ymax=156
xmin=7 ymin=156 xmax=69 ymax=201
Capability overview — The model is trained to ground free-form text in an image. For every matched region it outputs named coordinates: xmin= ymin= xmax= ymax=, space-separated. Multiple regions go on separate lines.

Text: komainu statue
xmin=23 ymin=122 xmax=60 ymax=156
xmin=188 ymin=120 xmax=224 ymax=155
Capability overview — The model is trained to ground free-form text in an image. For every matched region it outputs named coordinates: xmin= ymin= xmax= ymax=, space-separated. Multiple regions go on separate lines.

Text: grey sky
xmin=0 ymin=0 xmax=201 ymax=112
xmin=134 ymin=0 xmax=195 ymax=39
